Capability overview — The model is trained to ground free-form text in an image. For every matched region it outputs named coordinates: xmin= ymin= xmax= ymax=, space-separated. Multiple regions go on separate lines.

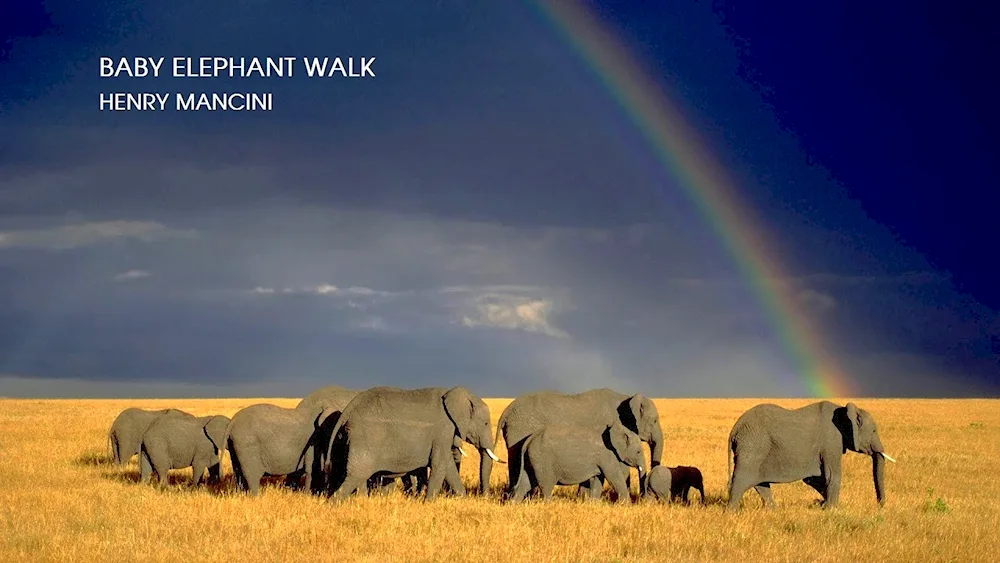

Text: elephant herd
xmin=107 ymin=385 xmax=895 ymax=510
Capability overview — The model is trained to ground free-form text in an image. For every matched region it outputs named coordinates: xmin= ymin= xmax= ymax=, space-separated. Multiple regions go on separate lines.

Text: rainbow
xmin=532 ymin=0 xmax=853 ymax=397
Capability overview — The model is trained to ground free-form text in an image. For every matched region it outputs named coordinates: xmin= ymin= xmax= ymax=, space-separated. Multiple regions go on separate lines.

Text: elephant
xmin=139 ymin=414 xmax=230 ymax=487
xmin=326 ymin=386 xmax=500 ymax=500
xmin=224 ymin=403 xmax=332 ymax=495
xmin=644 ymin=465 xmax=705 ymax=505
xmin=284 ymin=385 xmax=359 ymax=492
xmin=726 ymin=401 xmax=896 ymax=511
xmin=372 ymin=435 xmax=468 ymax=496
xmin=508 ymin=421 xmax=647 ymax=503
xmin=491 ymin=388 xmax=664 ymax=497
xmin=108 ymin=407 xmax=193 ymax=465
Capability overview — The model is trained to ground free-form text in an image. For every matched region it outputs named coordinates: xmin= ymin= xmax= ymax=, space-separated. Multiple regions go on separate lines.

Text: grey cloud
xmin=0 ymin=220 xmax=196 ymax=250
xmin=113 ymin=269 xmax=152 ymax=281
xmin=795 ymin=288 xmax=837 ymax=312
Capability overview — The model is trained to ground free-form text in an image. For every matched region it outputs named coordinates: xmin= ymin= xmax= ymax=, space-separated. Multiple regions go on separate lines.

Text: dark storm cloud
xmin=1 ymin=1 xmax=997 ymax=397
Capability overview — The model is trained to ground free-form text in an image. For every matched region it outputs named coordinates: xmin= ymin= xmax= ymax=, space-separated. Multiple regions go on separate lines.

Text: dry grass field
xmin=0 ymin=397 xmax=997 ymax=562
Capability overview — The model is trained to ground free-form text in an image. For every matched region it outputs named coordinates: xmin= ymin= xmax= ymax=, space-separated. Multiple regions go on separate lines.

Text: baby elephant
xmin=644 ymin=465 xmax=706 ymax=505
xmin=510 ymin=421 xmax=647 ymax=503
xmin=140 ymin=414 xmax=230 ymax=487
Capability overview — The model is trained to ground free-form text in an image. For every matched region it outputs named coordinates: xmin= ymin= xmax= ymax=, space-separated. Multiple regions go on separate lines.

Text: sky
xmin=1 ymin=1 xmax=997 ymax=398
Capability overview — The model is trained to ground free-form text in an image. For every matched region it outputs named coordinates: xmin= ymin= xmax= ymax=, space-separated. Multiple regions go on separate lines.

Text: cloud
xmin=248 ymin=284 xmax=393 ymax=297
xmin=460 ymin=293 xmax=568 ymax=339
xmin=113 ymin=269 xmax=152 ymax=282
xmin=0 ymin=221 xmax=196 ymax=250
xmin=796 ymin=288 xmax=837 ymax=312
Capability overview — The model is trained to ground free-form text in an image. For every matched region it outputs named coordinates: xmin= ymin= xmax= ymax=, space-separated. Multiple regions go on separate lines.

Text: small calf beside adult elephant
xmin=492 ymin=388 xmax=664 ymax=498
xmin=326 ymin=386 xmax=500 ymax=500
xmin=726 ymin=401 xmax=896 ymax=511
xmin=644 ymin=465 xmax=705 ymax=505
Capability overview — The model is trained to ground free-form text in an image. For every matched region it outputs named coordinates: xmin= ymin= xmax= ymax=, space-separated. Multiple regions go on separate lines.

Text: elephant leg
xmin=443 ymin=460 xmax=466 ymax=497
xmin=533 ymin=466 xmax=556 ymax=502
xmin=139 ymin=450 xmax=153 ymax=484
xmin=425 ymin=464 xmax=447 ymax=501
xmin=824 ymin=457 xmax=843 ymax=508
xmin=753 ymin=484 xmax=776 ymax=508
xmin=207 ymin=461 xmax=221 ymax=484
xmin=698 ymin=485 xmax=706 ymax=505
xmin=509 ymin=470 xmax=533 ymax=503
xmin=726 ymin=468 xmax=758 ymax=511
xmin=333 ymin=472 xmax=369 ymax=500
xmin=241 ymin=459 xmax=264 ymax=496
xmin=803 ymin=475 xmax=827 ymax=505
xmin=586 ymin=477 xmax=603 ymax=500
xmin=682 ymin=486 xmax=690 ymax=505
xmin=191 ymin=462 xmax=206 ymax=487
xmin=600 ymin=464 xmax=630 ymax=504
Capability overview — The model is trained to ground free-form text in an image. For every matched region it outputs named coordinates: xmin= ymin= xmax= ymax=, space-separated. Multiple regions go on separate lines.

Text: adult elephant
xmin=285 ymin=385 xmax=359 ymax=492
xmin=225 ymin=402 xmax=338 ymax=496
xmin=326 ymin=386 xmax=500 ymax=499
xmin=490 ymin=389 xmax=664 ymax=497
xmin=108 ymin=407 xmax=193 ymax=465
xmin=726 ymin=401 xmax=896 ymax=511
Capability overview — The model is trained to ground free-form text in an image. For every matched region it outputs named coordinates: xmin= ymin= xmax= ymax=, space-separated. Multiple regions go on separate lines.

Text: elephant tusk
xmin=486 ymin=448 xmax=500 ymax=462
xmin=458 ymin=447 xmax=468 ymax=458
xmin=880 ymin=452 xmax=896 ymax=463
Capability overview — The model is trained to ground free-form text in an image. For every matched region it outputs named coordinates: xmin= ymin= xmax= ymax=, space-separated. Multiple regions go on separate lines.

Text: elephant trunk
xmin=478 ymin=451 xmax=492 ymax=496
xmin=873 ymin=452 xmax=886 ymax=506
xmin=646 ymin=423 xmax=664 ymax=469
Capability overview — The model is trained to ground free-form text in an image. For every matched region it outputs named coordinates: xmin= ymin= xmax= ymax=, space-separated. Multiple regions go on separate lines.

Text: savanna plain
xmin=0 ymin=397 xmax=997 ymax=562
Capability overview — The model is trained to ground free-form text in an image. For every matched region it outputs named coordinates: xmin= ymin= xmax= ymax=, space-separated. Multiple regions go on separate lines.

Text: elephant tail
xmin=726 ymin=425 xmax=736 ymax=491
xmin=493 ymin=405 xmax=511 ymax=452
xmin=107 ymin=430 xmax=118 ymax=465
xmin=325 ymin=404 xmax=352 ymax=474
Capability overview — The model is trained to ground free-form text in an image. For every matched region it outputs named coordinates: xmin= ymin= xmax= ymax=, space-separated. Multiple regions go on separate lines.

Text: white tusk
xmin=458 ymin=447 xmax=468 ymax=458
xmin=880 ymin=452 xmax=896 ymax=463
xmin=486 ymin=448 xmax=500 ymax=462
xmin=638 ymin=467 xmax=645 ymax=473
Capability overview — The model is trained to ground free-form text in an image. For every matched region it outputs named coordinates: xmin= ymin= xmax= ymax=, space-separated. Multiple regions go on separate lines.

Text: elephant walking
xmin=373 ymin=436 xmax=467 ymax=496
xmin=225 ymin=403 xmax=331 ymax=495
xmin=285 ymin=385 xmax=359 ymax=492
xmin=509 ymin=421 xmax=647 ymax=503
xmin=492 ymin=389 xmax=664 ymax=497
xmin=108 ymin=408 xmax=193 ymax=465
xmin=327 ymin=386 xmax=500 ymax=500
xmin=644 ymin=465 xmax=705 ymax=505
xmin=726 ymin=401 xmax=896 ymax=511
xmin=139 ymin=414 xmax=229 ymax=487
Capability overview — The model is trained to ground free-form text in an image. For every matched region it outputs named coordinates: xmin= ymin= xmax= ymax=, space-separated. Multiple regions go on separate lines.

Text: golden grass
xmin=1 ymin=398 xmax=997 ymax=562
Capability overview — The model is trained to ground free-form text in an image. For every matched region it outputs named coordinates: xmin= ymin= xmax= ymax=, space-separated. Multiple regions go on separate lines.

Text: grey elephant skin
xmin=492 ymin=388 xmax=664 ymax=497
xmin=644 ymin=465 xmax=705 ymax=505
xmin=225 ymin=402 xmax=332 ymax=495
xmin=108 ymin=408 xmax=193 ymax=465
xmin=139 ymin=414 xmax=230 ymax=487
xmin=327 ymin=386 xmax=500 ymax=499
xmin=509 ymin=421 xmax=646 ymax=503
xmin=726 ymin=401 xmax=896 ymax=511
xmin=373 ymin=435 xmax=467 ymax=496
xmin=287 ymin=385 xmax=359 ymax=492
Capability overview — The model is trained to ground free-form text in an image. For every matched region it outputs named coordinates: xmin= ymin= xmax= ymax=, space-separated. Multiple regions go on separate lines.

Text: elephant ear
xmin=627 ymin=393 xmax=647 ymax=432
xmin=443 ymin=387 xmax=474 ymax=441
xmin=203 ymin=415 xmax=229 ymax=452
xmin=607 ymin=422 xmax=629 ymax=460
xmin=845 ymin=402 xmax=861 ymax=451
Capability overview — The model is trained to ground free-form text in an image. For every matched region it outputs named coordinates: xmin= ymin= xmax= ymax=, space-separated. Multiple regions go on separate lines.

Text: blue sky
xmin=1 ymin=1 xmax=997 ymax=398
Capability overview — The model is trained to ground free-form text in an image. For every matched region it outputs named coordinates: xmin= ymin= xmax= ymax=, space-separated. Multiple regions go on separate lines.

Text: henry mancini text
xmin=99 ymin=92 xmax=273 ymax=111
